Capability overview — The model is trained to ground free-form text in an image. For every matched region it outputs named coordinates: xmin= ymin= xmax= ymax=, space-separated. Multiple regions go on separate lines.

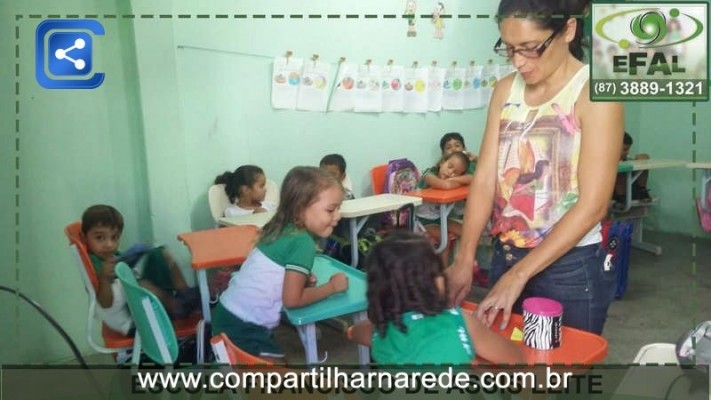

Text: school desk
xmin=615 ymin=159 xmax=687 ymax=255
xmin=346 ymin=302 xmax=607 ymax=365
xmin=405 ymin=186 xmax=469 ymax=253
xmin=460 ymin=302 xmax=608 ymax=365
xmin=218 ymin=210 xmax=275 ymax=228
xmin=283 ymin=255 xmax=369 ymax=366
xmin=340 ymin=194 xmax=423 ymax=267
xmin=687 ymin=162 xmax=711 ymax=212
xmin=177 ymin=225 xmax=259 ymax=326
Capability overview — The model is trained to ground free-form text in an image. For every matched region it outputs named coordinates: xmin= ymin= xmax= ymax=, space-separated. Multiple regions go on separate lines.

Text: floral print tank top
xmin=491 ymin=66 xmax=597 ymax=248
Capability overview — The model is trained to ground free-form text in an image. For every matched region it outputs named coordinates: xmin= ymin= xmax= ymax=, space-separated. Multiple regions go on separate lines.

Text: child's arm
xmin=424 ymin=174 xmax=462 ymax=190
xmin=463 ymin=311 xmax=524 ymax=364
xmin=349 ymin=320 xmax=373 ymax=347
xmin=448 ymin=175 xmax=474 ymax=185
xmin=282 ymin=271 xmax=348 ymax=308
xmin=96 ymin=259 xmax=117 ymax=308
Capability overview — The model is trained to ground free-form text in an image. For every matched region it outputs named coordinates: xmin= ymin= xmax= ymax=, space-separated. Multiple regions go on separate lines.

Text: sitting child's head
xmin=214 ymin=165 xmax=266 ymax=205
xmin=365 ymin=230 xmax=448 ymax=336
xmin=433 ymin=151 xmax=470 ymax=180
xmin=439 ymin=132 xmax=467 ymax=156
xmin=319 ymin=154 xmax=347 ymax=183
xmin=622 ymin=131 xmax=633 ymax=160
xmin=261 ymin=166 xmax=344 ymax=241
xmin=81 ymin=204 xmax=123 ymax=261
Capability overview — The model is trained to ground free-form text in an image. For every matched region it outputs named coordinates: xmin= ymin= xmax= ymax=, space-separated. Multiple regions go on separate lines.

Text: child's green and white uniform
xmin=372 ymin=307 xmax=475 ymax=364
xmin=214 ymin=225 xmax=316 ymax=357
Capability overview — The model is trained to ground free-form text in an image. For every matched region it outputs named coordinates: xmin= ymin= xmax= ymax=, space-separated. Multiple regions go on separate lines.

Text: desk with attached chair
xmin=178 ymin=225 xmax=260 ymax=362
xmin=65 ymin=222 xmax=200 ymax=363
xmin=405 ymin=186 xmax=469 ymax=254
xmin=612 ymin=159 xmax=687 ymax=255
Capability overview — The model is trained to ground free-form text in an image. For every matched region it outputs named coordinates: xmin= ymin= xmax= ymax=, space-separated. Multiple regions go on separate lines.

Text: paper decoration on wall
xmin=381 ymin=62 xmax=405 ymax=112
xmin=432 ymin=2 xmax=445 ymax=40
xmin=427 ymin=65 xmax=445 ymax=112
xmin=442 ymin=65 xmax=465 ymax=110
xmin=402 ymin=65 xmax=429 ymax=113
xmin=405 ymin=0 xmax=417 ymax=37
xmin=296 ymin=56 xmax=331 ymax=111
xmin=271 ymin=55 xmax=303 ymax=110
xmin=353 ymin=62 xmax=383 ymax=113
xmin=463 ymin=63 xmax=484 ymax=109
xmin=329 ymin=62 xmax=357 ymax=112
xmin=480 ymin=60 xmax=496 ymax=102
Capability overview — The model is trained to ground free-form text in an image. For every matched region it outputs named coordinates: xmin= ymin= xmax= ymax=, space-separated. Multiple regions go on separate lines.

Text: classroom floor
xmin=78 ymin=230 xmax=710 ymax=366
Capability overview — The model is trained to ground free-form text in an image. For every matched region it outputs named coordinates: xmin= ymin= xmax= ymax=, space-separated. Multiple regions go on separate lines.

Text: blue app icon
xmin=36 ymin=19 xmax=105 ymax=89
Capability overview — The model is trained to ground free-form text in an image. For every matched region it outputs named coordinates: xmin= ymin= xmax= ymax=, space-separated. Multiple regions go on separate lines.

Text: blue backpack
xmin=383 ymin=158 xmax=420 ymax=227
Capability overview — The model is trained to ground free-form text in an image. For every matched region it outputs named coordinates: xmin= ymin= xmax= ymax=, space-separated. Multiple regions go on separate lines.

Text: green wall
xmin=0 ymin=0 xmax=708 ymax=364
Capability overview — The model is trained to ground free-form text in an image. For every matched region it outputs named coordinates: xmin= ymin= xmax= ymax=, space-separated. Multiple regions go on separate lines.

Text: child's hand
xmin=306 ymin=273 xmax=317 ymax=287
xmin=328 ymin=273 xmax=349 ymax=293
xmin=99 ymin=258 xmax=117 ymax=281
xmin=467 ymin=151 xmax=478 ymax=162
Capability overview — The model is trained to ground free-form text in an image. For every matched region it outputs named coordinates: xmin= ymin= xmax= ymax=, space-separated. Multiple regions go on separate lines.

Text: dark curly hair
xmin=365 ymin=230 xmax=448 ymax=338
xmin=214 ymin=165 xmax=264 ymax=203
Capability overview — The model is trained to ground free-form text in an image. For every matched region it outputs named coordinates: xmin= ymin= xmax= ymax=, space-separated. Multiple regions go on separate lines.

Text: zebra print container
xmin=523 ymin=297 xmax=562 ymax=350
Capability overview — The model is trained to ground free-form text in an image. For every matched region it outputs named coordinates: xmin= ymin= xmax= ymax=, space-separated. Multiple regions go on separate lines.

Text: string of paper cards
xmin=271 ymin=51 xmax=515 ymax=113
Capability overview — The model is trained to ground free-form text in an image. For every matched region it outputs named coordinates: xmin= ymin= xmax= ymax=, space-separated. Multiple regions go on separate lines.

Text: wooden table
xmin=405 ymin=186 xmax=469 ymax=253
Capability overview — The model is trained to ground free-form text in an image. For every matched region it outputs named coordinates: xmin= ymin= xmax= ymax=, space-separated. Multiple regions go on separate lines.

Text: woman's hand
xmin=328 ymin=273 xmax=349 ymax=293
xmin=476 ymin=268 xmax=528 ymax=330
xmin=446 ymin=260 xmax=474 ymax=307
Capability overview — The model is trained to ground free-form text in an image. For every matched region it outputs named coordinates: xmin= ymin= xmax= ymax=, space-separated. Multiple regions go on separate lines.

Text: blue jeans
xmin=490 ymin=238 xmax=616 ymax=335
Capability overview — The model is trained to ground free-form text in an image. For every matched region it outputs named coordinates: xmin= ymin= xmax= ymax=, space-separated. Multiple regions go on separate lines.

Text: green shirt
xmin=257 ymin=225 xmax=317 ymax=276
xmin=372 ymin=307 xmax=475 ymax=365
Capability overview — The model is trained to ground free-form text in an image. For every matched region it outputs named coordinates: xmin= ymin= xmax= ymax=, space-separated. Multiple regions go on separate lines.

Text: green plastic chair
xmin=115 ymin=263 xmax=178 ymax=365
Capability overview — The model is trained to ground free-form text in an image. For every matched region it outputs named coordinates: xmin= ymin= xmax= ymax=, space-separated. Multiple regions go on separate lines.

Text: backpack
xmin=601 ymin=220 xmax=634 ymax=299
xmin=677 ymin=320 xmax=711 ymax=372
xmin=383 ymin=158 xmax=420 ymax=227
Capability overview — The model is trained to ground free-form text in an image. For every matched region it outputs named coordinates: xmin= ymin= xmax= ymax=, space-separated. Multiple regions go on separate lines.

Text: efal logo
xmin=595 ymin=7 xmax=704 ymax=50
xmin=36 ymin=19 xmax=105 ymax=89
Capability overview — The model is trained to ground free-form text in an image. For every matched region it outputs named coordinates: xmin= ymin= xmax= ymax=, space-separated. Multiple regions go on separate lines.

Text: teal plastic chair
xmin=115 ymin=263 xmax=178 ymax=365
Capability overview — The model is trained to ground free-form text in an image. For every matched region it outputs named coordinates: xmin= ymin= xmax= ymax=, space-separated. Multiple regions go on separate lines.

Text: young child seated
xmin=214 ymin=165 xmax=276 ymax=217
xmin=416 ymin=152 xmax=470 ymax=267
xmin=440 ymin=132 xmax=477 ymax=175
xmin=319 ymin=153 xmax=354 ymax=200
xmin=81 ymin=204 xmax=199 ymax=335
xmin=212 ymin=166 xmax=349 ymax=363
xmin=613 ymin=132 xmax=652 ymax=204
xmin=350 ymin=231 xmax=523 ymax=365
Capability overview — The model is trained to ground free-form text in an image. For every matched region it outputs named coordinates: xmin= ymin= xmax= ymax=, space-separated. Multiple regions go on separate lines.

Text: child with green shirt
xmin=212 ymin=166 xmax=349 ymax=363
xmin=350 ymin=231 xmax=522 ymax=364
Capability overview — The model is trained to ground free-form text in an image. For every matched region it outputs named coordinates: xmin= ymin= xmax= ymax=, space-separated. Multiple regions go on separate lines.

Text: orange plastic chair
xmin=370 ymin=164 xmax=388 ymax=195
xmin=210 ymin=333 xmax=273 ymax=366
xmin=65 ymin=222 xmax=200 ymax=359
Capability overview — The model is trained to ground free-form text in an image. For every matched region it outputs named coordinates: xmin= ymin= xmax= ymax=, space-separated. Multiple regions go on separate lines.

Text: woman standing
xmin=448 ymin=0 xmax=622 ymax=335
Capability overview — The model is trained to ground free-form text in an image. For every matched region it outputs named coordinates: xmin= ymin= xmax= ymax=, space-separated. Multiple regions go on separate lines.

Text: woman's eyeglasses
xmin=493 ymin=30 xmax=559 ymax=59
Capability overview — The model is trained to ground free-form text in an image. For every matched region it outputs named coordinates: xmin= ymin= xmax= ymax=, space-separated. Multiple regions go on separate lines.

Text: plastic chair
xmin=210 ymin=333 xmax=273 ymax=366
xmin=370 ymin=164 xmax=388 ymax=195
xmin=208 ymin=184 xmax=232 ymax=224
xmin=209 ymin=180 xmax=280 ymax=225
xmin=264 ymin=179 xmax=280 ymax=208
xmin=115 ymin=263 xmax=193 ymax=365
xmin=65 ymin=222 xmax=135 ymax=356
